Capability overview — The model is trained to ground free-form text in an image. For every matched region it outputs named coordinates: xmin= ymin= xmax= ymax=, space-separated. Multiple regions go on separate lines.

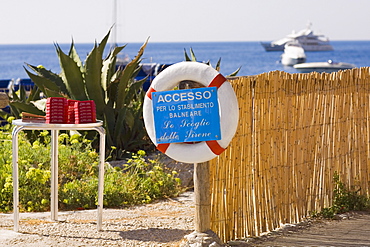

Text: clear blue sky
xmin=1 ymin=0 xmax=370 ymax=44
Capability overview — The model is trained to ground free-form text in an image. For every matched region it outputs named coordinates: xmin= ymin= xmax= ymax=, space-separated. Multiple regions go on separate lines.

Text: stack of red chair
xmin=67 ymin=99 xmax=79 ymax=124
xmin=74 ymin=100 xmax=96 ymax=124
xmin=46 ymin=97 xmax=68 ymax=124
xmin=46 ymin=97 xmax=96 ymax=124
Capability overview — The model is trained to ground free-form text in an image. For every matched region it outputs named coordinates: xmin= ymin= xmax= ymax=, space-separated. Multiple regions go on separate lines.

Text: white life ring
xmin=143 ymin=61 xmax=239 ymax=163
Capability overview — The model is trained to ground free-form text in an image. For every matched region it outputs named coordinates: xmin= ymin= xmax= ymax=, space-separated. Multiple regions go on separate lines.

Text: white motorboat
xmin=261 ymin=23 xmax=333 ymax=51
xmin=293 ymin=60 xmax=356 ymax=73
xmin=281 ymin=42 xmax=306 ymax=66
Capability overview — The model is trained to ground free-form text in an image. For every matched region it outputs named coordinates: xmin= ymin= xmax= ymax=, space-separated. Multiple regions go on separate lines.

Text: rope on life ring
xmin=143 ymin=61 xmax=239 ymax=163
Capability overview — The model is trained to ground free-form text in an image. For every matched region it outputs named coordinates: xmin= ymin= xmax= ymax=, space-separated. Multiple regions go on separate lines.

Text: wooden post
xmin=194 ymin=161 xmax=211 ymax=232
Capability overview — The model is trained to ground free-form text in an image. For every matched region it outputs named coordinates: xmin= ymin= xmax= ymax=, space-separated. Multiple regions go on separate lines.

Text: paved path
xmin=234 ymin=211 xmax=370 ymax=246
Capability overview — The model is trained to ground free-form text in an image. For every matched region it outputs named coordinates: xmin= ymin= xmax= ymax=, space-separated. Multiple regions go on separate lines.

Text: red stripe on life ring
xmin=206 ymin=140 xmax=225 ymax=155
xmin=157 ymin=143 xmax=170 ymax=153
xmin=146 ymin=87 xmax=156 ymax=99
xmin=208 ymin=74 xmax=226 ymax=89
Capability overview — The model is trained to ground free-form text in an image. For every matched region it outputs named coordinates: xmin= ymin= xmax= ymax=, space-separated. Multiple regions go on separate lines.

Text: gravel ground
xmin=0 ymin=191 xmax=195 ymax=247
xmin=3 ymin=190 xmax=368 ymax=247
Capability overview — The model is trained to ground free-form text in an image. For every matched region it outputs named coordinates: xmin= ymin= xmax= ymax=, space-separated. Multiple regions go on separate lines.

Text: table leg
xmin=12 ymin=126 xmax=23 ymax=232
xmin=96 ymin=127 xmax=106 ymax=231
xmin=51 ymin=129 xmax=59 ymax=221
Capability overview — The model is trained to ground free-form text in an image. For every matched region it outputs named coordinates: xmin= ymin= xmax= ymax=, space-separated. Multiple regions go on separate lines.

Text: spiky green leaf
xmin=103 ymin=105 xmax=116 ymax=148
xmin=68 ymin=40 xmax=83 ymax=69
xmin=56 ymin=44 xmax=87 ymax=100
xmin=116 ymin=39 xmax=148 ymax=109
xmin=27 ymin=86 xmax=42 ymax=102
xmin=215 ymin=58 xmax=222 ymax=72
xmin=85 ymin=43 xmax=105 ymax=115
xmin=106 ymin=69 xmax=121 ymax=107
xmin=102 ymin=45 xmax=126 ymax=92
xmin=24 ymin=69 xmax=65 ymax=97
xmin=228 ymin=67 xmax=241 ymax=77
xmin=97 ymin=30 xmax=110 ymax=55
xmin=25 ymin=64 xmax=67 ymax=93
xmin=190 ymin=48 xmax=197 ymax=61
xmin=184 ymin=48 xmax=191 ymax=61
xmin=9 ymin=101 xmax=45 ymax=116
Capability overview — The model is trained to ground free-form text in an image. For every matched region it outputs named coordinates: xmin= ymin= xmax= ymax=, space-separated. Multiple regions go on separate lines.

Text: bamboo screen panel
xmin=209 ymin=68 xmax=370 ymax=242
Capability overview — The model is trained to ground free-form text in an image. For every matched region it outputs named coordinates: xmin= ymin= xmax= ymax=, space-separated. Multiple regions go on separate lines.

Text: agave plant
xmin=2 ymin=30 xmax=152 ymax=159
xmin=184 ymin=48 xmax=241 ymax=76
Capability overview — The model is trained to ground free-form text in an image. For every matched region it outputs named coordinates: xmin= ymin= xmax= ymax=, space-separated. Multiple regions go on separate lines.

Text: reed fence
xmin=209 ymin=67 xmax=370 ymax=242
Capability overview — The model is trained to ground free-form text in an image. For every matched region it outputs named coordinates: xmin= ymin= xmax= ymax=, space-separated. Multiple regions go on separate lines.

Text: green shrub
xmin=313 ymin=171 xmax=370 ymax=218
xmin=332 ymin=172 xmax=369 ymax=213
xmin=60 ymin=150 xmax=182 ymax=210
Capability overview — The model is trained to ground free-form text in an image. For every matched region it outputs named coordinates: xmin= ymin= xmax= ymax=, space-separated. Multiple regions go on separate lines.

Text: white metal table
xmin=12 ymin=119 xmax=106 ymax=232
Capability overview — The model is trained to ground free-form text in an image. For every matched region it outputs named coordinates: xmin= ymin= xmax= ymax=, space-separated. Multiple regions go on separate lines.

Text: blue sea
xmin=1 ymin=41 xmax=370 ymax=80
